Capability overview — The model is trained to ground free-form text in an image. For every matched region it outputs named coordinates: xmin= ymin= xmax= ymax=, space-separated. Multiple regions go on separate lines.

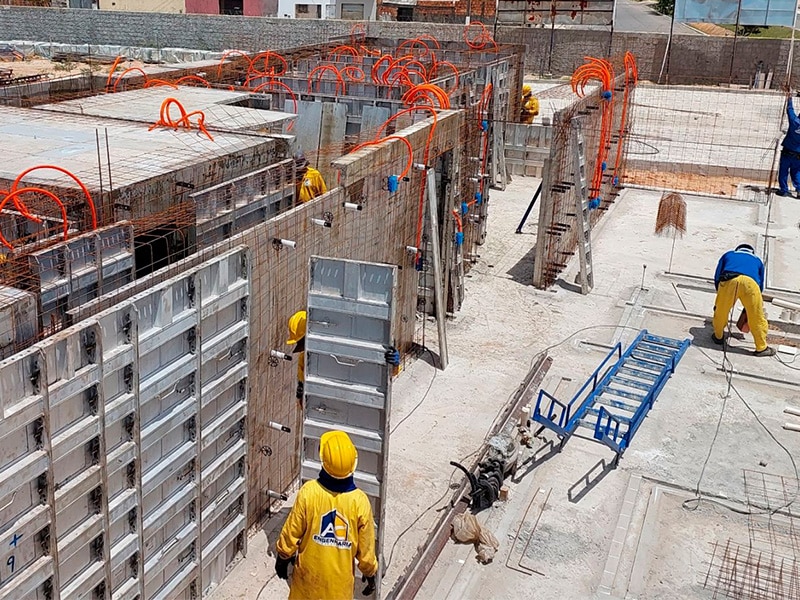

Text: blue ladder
xmin=532 ymin=330 xmax=690 ymax=459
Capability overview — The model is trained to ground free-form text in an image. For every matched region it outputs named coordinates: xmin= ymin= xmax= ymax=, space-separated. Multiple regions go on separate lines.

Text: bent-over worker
xmin=275 ymin=430 xmax=378 ymax=599
xmin=295 ymin=152 xmax=327 ymax=203
xmin=286 ymin=310 xmax=401 ymax=404
xmin=712 ymin=243 xmax=775 ymax=356
xmin=520 ymin=85 xmax=539 ymax=125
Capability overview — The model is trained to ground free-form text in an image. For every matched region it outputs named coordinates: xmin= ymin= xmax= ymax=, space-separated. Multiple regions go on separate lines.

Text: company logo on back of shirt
xmin=313 ymin=509 xmax=353 ymax=549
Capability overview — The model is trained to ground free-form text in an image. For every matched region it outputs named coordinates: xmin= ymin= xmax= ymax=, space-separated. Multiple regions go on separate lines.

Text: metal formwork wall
xmin=0 ymin=247 xmax=249 ymax=600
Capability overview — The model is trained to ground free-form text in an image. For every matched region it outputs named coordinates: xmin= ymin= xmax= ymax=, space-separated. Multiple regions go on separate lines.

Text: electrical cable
xmin=684 ymin=290 xmax=799 ymax=515
xmin=390 ymin=347 xmax=437 ymax=434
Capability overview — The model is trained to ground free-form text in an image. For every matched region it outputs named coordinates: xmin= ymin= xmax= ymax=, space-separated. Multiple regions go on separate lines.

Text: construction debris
xmin=451 ymin=513 xmax=500 ymax=564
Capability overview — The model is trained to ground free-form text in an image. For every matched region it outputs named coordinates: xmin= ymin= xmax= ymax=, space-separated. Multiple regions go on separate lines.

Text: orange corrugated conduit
xmin=216 ymin=49 xmax=251 ymax=79
xmin=612 ymin=52 xmax=638 ymax=182
xmin=251 ymin=80 xmax=297 ymax=131
xmin=0 ymin=187 xmax=69 ymax=249
xmin=149 ymin=97 xmax=214 ymax=141
xmin=308 ymin=65 xmax=346 ymax=95
xmin=111 ymin=67 xmax=149 ymax=92
xmin=11 ymin=166 xmax=97 ymax=230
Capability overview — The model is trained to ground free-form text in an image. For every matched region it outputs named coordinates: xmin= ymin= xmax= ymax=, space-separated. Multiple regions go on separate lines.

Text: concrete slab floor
xmin=37 ymin=86 xmax=295 ymax=133
xmin=210 ymin=182 xmax=800 ymax=599
xmin=0 ymin=105 xmax=274 ymax=192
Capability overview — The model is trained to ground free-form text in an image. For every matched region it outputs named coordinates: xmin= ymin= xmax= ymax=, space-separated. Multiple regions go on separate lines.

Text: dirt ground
xmin=0 ymin=57 xmax=145 ymax=79
xmin=623 ymin=169 xmax=768 ymax=197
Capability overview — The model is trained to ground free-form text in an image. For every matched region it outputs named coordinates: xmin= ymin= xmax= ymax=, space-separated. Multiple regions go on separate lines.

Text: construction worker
xmin=275 ymin=430 xmax=378 ymax=599
xmin=712 ymin=243 xmax=775 ymax=356
xmin=295 ymin=152 xmax=328 ymax=203
xmin=778 ymin=92 xmax=800 ymax=198
xmin=286 ymin=310 xmax=401 ymax=403
xmin=520 ymin=84 xmax=539 ymax=125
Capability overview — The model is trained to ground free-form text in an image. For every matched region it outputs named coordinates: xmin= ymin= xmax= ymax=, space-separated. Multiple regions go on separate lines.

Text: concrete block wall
xmin=2 ymin=6 xmax=798 ymax=86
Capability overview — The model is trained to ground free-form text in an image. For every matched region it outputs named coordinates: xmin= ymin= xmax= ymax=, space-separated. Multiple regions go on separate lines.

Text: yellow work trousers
xmin=712 ymin=275 xmax=769 ymax=351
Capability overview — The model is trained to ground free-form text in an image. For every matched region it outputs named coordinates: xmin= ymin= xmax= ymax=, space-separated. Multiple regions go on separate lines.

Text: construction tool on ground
xmin=450 ymin=432 xmax=521 ymax=513
xmin=515 ymin=181 xmax=542 ymax=234
xmin=533 ymin=330 xmax=690 ymax=462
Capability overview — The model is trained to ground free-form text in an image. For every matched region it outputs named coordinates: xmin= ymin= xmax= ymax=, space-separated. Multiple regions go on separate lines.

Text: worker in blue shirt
xmin=711 ymin=243 xmax=774 ymax=356
xmin=778 ymin=94 xmax=800 ymax=197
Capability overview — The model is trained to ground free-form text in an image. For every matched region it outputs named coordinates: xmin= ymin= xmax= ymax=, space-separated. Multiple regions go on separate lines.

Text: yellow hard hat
xmin=286 ymin=310 xmax=307 ymax=345
xmin=320 ymin=430 xmax=358 ymax=479
xmin=522 ymin=84 xmax=532 ymax=96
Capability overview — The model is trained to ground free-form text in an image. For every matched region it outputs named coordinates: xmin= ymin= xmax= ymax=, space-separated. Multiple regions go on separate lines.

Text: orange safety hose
xmin=11 ymin=166 xmax=97 ymax=230
xmin=111 ymin=67 xmax=149 ymax=92
xmin=612 ymin=52 xmax=638 ymax=179
xmin=349 ymin=135 xmax=414 ymax=179
xmin=251 ymin=80 xmax=298 ymax=131
xmin=216 ymin=49 xmax=251 ymax=79
xmin=105 ymin=56 xmax=123 ymax=92
xmin=0 ymin=187 xmax=69 ymax=249
xmin=308 ymin=65 xmax=346 ymax=95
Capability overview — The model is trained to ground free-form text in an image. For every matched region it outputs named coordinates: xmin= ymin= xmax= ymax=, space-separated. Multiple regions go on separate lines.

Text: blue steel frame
xmin=532 ymin=330 xmax=690 ymax=457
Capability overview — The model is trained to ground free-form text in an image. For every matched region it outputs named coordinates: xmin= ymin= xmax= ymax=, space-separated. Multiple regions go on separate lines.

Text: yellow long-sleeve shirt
xmin=277 ymin=479 xmax=378 ymax=600
xmin=297 ymin=167 xmax=328 ymax=203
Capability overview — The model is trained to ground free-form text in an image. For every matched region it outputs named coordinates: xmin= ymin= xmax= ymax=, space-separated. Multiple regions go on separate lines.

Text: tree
xmin=655 ymin=0 xmax=674 ymax=16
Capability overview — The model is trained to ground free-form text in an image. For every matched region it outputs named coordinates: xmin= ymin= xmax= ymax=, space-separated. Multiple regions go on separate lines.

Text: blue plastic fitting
xmin=612 ymin=176 xmax=619 ymax=186
xmin=601 ymin=162 xmax=607 ymax=172
xmin=481 ymin=120 xmax=489 ymax=131
xmin=461 ymin=201 xmax=469 ymax=216
xmin=387 ymin=175 xmax=399 ymax=193
xmin=589 ymin=198 xmax=601 ymax=209
xmin=474 ymin=191 xmax=483 ymax=205
xmin=602 ymin=90 xmax=612 ymax=100
xmin=455 ymin=231 xmax=464 ymax=246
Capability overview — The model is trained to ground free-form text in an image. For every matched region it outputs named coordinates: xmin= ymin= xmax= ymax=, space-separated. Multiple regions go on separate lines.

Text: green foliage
xmin=655 ymin=0 xmax=674 ymax=16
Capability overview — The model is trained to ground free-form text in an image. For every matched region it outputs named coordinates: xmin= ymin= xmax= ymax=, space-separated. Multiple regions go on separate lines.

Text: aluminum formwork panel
xmin=29 ymin=224 xmax=134 ymax=334
xmin=0 ymin=347 xmax=56 ymax=600
xmin=302 ymin=256 xmax=396 ymax=597
xmin=196 ymin=250 xmax=248 ymax=597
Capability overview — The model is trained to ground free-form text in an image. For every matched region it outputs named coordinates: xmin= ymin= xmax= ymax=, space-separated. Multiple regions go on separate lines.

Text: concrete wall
xmin=1 ymin=6 xmax=797 ymax=86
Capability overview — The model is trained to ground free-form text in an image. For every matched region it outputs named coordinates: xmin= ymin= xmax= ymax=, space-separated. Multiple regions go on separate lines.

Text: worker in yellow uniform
xmin=712 ymin=243 xmax=775 ymax=356
xmin=275 ymin=430 xmax=378 ymax=599
xmin=287 ymin=309 xmax=401 ymax=404
xmin=295 ymin=152 xmax=327 ymax=203
xmin=520 ymin=84 xmax=539 ymax=124
xmin=286 ymin=310 xmax=307 ymax=403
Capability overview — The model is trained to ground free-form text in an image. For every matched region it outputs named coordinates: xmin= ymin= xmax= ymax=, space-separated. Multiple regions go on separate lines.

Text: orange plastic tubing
xmin=249 ymin=51 xmax=288 ymax=77
xmin=11 ymin=166 xmax=97 ymax=230
xmin=111 ymin=67 xmax=149 ymax=92
xmin=402 ymin=84 xmax=450 ymax=109
xmin=613 ymin=52 xmax=638 ymax=177
xmin=429 ymin=60 xmax=459 ymax=94
xmin=371 ymin=54 xmax=393 ymax=84
xmin=342 ymin=66 xmax=366 ymax=83
xmin=451 ymin=209 xmax=463 ymax=233
xmin=150 ymin=97 xmax=214 ymax=141
xmin=350 ymin=22 xmax=367 ymax=45
xmin=0 ymin=187 xmax=69 ymax=249
xmin=251 ymin=80 xmax=298 ymax=131
xmin=217 ymin=49 xmax=251 ymax=79
xmin=463 ymin=21 xmax=498 ymax=52
xmin=105 ymin=56 xmax=124 ymax=92
xmin=143 ymin=79 xmax=179 ymax=89
xmin=329 ymin=45 xmax=360 ymax=62
xmin=307 ymin=65 xmax=345 ymax=95
xmin=175 ymin=75 xmax=211 ymax=88
xmin=350 ymin=135 xmax=414 ymax=179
